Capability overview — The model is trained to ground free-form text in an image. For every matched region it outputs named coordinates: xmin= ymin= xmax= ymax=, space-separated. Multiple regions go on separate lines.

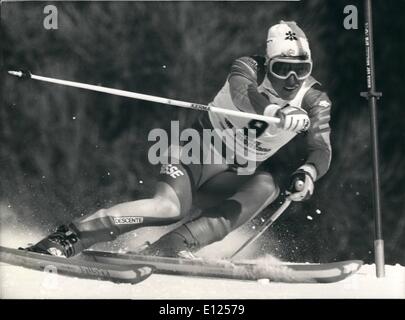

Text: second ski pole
xmin=230 ymin=180 xmax=304 ymax=260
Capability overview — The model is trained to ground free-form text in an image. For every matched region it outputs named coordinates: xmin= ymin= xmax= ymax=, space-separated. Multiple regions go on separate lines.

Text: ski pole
xmin=7 ymin=70 xmax=281 ymax=125
xmin=230 ymin=180 xmax=304 ymax=260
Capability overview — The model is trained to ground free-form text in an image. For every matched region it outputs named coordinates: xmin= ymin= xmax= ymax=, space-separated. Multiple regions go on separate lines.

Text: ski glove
xmin=287 ymin=165 xmax=317 ymax=201
xmin=277 ymin=105 xmax=310 ymax=133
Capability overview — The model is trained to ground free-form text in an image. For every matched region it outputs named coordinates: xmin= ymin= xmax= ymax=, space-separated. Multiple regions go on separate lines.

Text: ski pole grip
xmin=295 ymin=180 xmax=305 ymax=192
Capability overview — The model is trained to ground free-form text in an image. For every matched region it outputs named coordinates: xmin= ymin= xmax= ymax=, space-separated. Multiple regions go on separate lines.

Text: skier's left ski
xmin=81 ymin=250 xmax=364 ymax=283
xmin=0 ymin=246 xmax=154 ymax=284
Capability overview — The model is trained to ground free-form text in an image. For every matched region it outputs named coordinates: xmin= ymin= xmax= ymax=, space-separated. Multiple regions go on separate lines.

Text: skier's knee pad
xmin=254 ymin=172 xmax=280 ymax=200
xmin=266 ymin=183 xmax=280 ymax=203
xmin=151 ymin=196 xmax=183 ymax=222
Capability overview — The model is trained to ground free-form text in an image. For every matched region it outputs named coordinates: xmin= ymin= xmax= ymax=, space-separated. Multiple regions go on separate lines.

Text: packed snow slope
xmin=1 ymin=262 xmax=404 ymax=299
xmin=1 ymin=208 xmax=404 ymax=299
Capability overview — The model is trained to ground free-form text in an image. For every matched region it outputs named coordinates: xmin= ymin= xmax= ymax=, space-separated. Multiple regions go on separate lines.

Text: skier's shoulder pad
xmin=303 ymin=80 xmax=332 ymax=112
xmin=230 ymin=55 xmax=266 ymax=84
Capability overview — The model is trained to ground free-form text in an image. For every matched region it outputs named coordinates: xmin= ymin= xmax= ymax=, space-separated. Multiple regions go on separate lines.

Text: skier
xmin=25 ymin=21 xmax=332 ymax=258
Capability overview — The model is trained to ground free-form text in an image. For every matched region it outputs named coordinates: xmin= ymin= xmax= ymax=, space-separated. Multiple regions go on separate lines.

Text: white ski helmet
xmin=266 ymin=21 xmax=312 ymax=61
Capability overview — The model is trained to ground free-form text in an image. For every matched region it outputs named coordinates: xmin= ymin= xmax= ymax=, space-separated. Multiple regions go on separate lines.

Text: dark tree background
xmin=1 ymin=1 xmax=404 ymax=264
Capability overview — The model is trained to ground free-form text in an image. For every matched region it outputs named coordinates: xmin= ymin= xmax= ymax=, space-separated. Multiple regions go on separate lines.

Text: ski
xmin=82 ymin=250 xmax=363 ymax=283
xmin=0 ymin=246 xmax=154 ymax=284
xmin=0 ymin=245 xmax=363 ymax=284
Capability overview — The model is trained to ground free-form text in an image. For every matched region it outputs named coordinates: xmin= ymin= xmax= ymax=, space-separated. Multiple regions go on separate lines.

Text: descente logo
xmin=113 ymin=217 xmax=144 ymax=225
xmin=160 ymin=164 xmax=184 ymax=179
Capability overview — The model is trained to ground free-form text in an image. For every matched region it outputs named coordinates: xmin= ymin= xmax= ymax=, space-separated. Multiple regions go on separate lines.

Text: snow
xmin=1 ymin=206 xmax=404 ymax=299
xmin=0 ymin=263 xmax=404 ymax=299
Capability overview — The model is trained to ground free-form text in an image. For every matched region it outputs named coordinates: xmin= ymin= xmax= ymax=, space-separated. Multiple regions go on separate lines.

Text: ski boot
xmin=177 ymin=250 xmax=200 ymax=260
xmin=22 ymin=225 xmax=84 ymax=258
xmin=139 ymin=227 xmax=200 ymax=259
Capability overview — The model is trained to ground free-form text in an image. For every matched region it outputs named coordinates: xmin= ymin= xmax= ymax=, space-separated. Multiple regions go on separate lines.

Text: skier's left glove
xmin=287 ymin=164 xmax=317 ymax=202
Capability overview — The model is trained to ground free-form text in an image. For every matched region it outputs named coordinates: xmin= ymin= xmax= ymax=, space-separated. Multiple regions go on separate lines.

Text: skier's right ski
xmin=0 ymin=246 xmax=154 ymax=284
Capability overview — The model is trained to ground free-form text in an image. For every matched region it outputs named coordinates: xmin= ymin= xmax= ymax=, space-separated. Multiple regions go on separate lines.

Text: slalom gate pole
xmin=7 ymin=70 xmax=281 ymax=125
xmin=360 ymin=0 xmax=385 ymax=277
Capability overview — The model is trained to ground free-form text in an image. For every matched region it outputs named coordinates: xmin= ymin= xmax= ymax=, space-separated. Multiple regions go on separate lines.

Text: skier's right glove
xmin=287 ymin=165 xmax=316 ymax=202
xmin=277 ymin=105 xmax=310 ymax=133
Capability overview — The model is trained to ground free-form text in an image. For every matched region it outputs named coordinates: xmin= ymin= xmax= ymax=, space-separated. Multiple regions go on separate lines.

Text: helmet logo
xmin=286 ymin=49 xmax=296 ymax=56
xmin=285 ymin=31 xmax=298 ymax=41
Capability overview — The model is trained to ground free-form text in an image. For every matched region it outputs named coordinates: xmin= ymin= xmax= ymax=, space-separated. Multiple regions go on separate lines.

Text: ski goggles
xmin=268 ymin=58 xmax=313 ymax=80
